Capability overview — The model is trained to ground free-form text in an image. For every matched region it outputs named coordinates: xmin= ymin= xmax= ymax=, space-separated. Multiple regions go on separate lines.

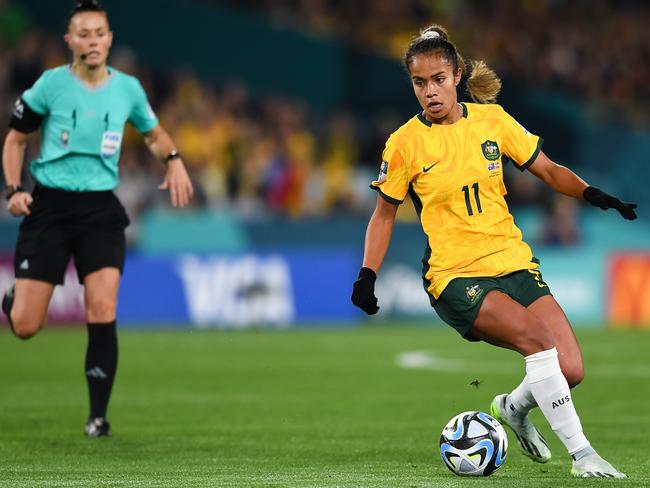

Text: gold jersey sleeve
xmin=372 ymin=103 xmax=544 ymax=299
xmin=370 ymin=138 xmax=410 ymax=204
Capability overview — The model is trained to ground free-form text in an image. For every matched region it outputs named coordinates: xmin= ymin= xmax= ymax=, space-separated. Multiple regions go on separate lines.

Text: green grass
xmin=0 ymin=325 xmax=648 ymax=487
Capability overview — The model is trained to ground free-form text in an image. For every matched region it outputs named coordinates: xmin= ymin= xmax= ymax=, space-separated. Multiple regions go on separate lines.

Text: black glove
xmin=351 ymin=267 xmax=379 ymax=315
xmin=583 ymin=186 xmax=637 ymax=221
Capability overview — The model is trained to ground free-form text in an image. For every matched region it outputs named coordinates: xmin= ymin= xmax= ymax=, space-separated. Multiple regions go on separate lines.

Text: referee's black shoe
xmin=1 ymin=283 xmax=15 ymax=333
xmin=85 ymin=417 xmax=112 ymax=438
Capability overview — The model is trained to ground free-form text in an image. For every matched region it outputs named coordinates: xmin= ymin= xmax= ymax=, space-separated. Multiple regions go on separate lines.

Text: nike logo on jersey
xmin=423 ymin=162 xmax=440 ymax=172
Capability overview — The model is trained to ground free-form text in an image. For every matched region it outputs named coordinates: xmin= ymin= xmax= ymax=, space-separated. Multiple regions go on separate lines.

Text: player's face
xmin=409 ymin=53 xmax=462 ymax=125
xmin=65 ymin=12 xmax=113 ymax=69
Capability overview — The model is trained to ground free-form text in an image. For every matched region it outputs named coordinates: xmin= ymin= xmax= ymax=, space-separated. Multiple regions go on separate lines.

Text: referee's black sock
xmin=85 ymin=321 xmax=118 ymax=419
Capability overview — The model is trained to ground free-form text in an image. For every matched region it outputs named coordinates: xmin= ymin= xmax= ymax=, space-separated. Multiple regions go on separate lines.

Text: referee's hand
xmin=7 ymin=192 xmax=32 ymax=217
xmin=351 ymin=267 xmax=380 ymax=315
xmin=159 ymin=158 xmax=194 ymax=208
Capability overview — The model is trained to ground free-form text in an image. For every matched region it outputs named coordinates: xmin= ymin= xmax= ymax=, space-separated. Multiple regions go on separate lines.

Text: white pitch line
xmin=395 ymin=350 xmax=650 ymax=378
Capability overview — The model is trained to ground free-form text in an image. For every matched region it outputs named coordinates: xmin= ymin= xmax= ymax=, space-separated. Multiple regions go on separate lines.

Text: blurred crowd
xmin=229 ymin=0 xmax=650 ymax=128
xmin=4 ymin=1 xmax=644 ymax=247
xmin=0 ymin=29 xmax=381 ymax=225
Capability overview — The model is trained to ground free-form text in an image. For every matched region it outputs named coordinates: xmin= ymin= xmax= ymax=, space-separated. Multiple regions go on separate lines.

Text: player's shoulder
xmin=386 ymin=114 xmax=424 ymax=147
xmin=465 ymin=102 xmax=508 ymax=120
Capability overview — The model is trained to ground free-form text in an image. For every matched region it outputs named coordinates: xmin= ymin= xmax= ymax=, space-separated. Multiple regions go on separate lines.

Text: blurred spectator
xmin=539 ymin=194 xmax=581 ymax=247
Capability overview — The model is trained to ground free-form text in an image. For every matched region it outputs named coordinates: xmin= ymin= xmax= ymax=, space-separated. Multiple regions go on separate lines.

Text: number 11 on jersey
xmin=462 ymin=182 xmax=482 ymax=216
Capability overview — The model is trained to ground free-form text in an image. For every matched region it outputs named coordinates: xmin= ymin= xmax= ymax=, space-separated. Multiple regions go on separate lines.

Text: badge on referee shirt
xmin=101 ymin=131 xmax=122 ymax=156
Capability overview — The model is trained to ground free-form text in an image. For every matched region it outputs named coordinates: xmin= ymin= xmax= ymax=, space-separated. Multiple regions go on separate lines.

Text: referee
xmin=1 ymin=1 xmax=193 ymax=437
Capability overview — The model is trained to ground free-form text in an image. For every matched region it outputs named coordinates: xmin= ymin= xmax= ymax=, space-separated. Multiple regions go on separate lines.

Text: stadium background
xmin=1 ymin=1 xmax=650 ymax=486
xmin=1 ymin=0 xmax=649 ymax=330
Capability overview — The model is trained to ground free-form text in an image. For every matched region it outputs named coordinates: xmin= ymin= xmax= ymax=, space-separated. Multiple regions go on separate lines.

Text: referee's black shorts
xmin=13 ymin=184 xmax=130 ymax=285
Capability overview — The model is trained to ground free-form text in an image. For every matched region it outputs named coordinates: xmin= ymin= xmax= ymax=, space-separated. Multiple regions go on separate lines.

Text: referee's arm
xmin=2 ymin=129 xmax=34 ymax=216
xmin=142 ymin=124 xmax=194 ymax=208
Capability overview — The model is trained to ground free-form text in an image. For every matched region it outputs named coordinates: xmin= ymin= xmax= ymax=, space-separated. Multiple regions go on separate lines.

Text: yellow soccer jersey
xmin=371 ymin=103 xmax=543 ymax=300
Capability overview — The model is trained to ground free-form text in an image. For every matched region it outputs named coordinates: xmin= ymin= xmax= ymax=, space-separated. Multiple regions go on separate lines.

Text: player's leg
xmin=527 ymin=295 xmax=624 ymax=478
xmin=81 ymin=267 xmax=120 ymax=438
xmin=3 ymin=279 xmax=54 ymax=338
xmin=503 ymin=295 xmax=584 ymax=421
xmin=473 ymin=291 xmax=625 ymax=477
xmin=528 ymin=295 xmax=583 ymax=387
xmin=471 ymin=290 xmax=554 ymax=462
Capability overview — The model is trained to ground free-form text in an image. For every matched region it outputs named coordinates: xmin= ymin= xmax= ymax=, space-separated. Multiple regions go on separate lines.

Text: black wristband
xmin=165 ymin=150 xmax=181 ymax=163
xmin=357 ymin=267 xmax=376 ymax=281
xmin=583 ymin=186 xmax=603 ymax=201
xmin=5 ymin=185 xmax=25 ymax=201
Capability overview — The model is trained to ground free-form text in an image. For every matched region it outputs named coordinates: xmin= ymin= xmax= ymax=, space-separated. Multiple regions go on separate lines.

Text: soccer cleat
xmin=2 ymin=283 xmax=15 ymax=333
xmin=571 ymin=453 xmax=627 ymax=478
xmin=85 ymin=417 xmax=112 ymax=437
xmin=490 ymin=393 xmax=551 ymax=463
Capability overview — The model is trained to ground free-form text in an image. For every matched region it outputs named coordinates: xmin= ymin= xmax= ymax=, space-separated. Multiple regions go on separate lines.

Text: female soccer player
xmin=1 ymin=1 xmax=193 ymax=437
xmin=351 ymin=25 xmax=636 ymax=478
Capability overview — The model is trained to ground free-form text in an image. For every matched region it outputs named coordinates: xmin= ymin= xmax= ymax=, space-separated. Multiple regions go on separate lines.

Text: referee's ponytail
xmin=403 ymin=25 xmax=501 ymax=104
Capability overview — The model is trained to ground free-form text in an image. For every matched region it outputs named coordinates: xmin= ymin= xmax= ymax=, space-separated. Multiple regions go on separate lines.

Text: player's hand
xmin=159 ymin=158 xmax=194 ymax=208
xmin=7 ymin=192 xmax=32 ymax=217
xmin=583 ymin=186 xmax=637 ymax=220
xmin=351 ymin=267 xmax=380 ymax=315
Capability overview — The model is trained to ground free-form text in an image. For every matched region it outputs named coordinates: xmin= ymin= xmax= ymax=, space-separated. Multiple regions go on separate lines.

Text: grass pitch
xmin=0 ymin=324 xmax=648 ymax=487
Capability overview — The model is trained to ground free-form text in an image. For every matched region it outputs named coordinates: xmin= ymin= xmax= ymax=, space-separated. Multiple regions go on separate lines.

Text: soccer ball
xmin=439 ymin=411 xmax=508 ymax=476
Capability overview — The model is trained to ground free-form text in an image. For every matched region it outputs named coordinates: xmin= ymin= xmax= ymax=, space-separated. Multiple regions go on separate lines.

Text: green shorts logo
xmin=481 ymin=140 xmax=501 ymax=161
xmin=466 ymin=284 xmax=485 ymax=303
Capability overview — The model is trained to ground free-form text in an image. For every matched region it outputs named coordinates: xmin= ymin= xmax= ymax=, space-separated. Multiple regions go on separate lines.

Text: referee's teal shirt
xmin=22 ymin=65 xmax=159 ymax=191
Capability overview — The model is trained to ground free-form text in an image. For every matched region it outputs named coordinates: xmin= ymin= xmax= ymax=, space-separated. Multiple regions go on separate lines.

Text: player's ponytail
xmin=403 ymin=25 xmax=501 ymax=104
xmin=465 ymin=60 xmax=501 ymax=104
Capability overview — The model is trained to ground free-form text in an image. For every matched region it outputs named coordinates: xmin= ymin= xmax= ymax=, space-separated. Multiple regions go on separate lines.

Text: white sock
xmin=525 ymin=347 xmax=590 ymax=455
xmin=507 ymin=376 xmax=537 ymax=416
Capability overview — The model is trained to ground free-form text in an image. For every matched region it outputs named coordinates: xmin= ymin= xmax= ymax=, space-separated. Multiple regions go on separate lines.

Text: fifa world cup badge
xmin=61 ymin=130 xmax=69 ymax=147
xmin=377 ymin=160 xmax=389 ymax=183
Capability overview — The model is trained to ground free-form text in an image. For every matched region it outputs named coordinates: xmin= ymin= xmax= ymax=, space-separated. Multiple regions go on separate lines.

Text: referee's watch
xmin=5 ymin=185 xmax=25 ymax=201
xmin=165 ymin=150 xmax=181 ymax=163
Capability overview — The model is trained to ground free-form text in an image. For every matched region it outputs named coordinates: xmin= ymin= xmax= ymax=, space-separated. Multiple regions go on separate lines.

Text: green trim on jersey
xmin=408 ymin=183 xmax=435 ymax=305
xmin=21 ymin=65 xmax=158 ymax=191
xmin=416 ymin=102 xmax=468 ymax=127
xmin=370 ymin=184 xmax=403 ymax=205
xmin=517 ymin=138 xmax=544 ymax=172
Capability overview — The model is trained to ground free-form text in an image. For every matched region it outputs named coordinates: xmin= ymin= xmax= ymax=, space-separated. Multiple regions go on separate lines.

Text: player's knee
xmin=564 ymin=363 xmax=584 ymax=388
xmin=515 ymin=318 xmax=554 ymax=356
xmin=86 ymin=297 xmax=116 ymax=323
xmin=10 ymin=313 xmax=42 ymax=340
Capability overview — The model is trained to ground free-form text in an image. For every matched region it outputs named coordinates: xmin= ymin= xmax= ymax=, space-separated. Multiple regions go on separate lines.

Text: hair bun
xmin=420 ymin=25 xmax=450 ymax=42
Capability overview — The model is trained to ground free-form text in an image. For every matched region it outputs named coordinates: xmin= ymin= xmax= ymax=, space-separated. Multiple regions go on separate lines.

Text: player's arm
xmin=143 ymin=124 xmax=194 ymax=208
xmin=528 ymin=150 xmax=637 ymax=220
xmin=362 ymin=195 xmax=399 ymax=272
xmin=351 ymin=195 xmax=399 ymax=315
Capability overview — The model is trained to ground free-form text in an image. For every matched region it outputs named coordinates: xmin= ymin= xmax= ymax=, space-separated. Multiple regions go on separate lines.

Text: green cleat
xmin=490 ymin=393 xmax=551 ymax=463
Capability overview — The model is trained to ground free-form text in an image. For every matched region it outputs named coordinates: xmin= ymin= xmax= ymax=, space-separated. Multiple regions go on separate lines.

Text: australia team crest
xmin=481 ymin=140 xmax=501 ymax=161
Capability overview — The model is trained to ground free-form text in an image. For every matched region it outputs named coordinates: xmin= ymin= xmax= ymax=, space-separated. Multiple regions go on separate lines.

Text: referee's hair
xmin=402 ymin=25 xmax=502 ymax=104
xmin=67 ymin=0 xmax=107 ymax=28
